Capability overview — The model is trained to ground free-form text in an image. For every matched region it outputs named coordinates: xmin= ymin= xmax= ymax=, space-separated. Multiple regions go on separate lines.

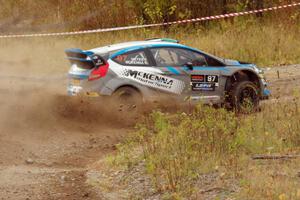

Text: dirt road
xmin=264 ymin=64 xmax=300 ymax=99
xmin=0 ymin=47 xmax=299 ymax=200
xmin=0 ymin=75 xmax=132 ymax=199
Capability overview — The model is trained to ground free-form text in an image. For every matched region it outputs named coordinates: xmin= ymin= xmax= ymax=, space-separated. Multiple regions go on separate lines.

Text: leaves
xmin=1 ymin=0 xmax=298 ymax=33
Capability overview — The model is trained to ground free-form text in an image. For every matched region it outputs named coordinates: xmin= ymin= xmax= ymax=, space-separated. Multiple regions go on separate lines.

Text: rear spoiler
xmin=65 ymin=48 xmax=106 ymax=69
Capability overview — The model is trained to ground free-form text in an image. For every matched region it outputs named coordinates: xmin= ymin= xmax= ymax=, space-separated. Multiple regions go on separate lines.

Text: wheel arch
xmin=114 ymin=84 xmax=142 ymax=95
xmin=112 ymin=84 xmax=146 ymax=104
xmin=225 ymin=69 xmax=261 ymax=97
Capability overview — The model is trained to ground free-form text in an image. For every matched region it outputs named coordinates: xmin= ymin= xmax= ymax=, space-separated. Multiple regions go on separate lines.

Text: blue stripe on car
xmin=65 ymin=48 xmax=94 ymax=56
xmin=166 ymin=66 xmax=181 ymax=75
xmin=183 ymin=66 xmax=230 ymax=72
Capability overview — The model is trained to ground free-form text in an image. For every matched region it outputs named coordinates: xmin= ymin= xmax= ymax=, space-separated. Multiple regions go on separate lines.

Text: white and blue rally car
xmin=66 ymin=38 xmax=270 ymax=112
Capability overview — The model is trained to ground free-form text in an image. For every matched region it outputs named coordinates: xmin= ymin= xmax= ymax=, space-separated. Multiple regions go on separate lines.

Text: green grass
xmin=109 ymin=100 xmax=300 ymax=198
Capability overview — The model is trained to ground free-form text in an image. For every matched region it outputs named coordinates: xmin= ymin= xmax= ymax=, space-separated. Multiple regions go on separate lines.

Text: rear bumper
xmin=67 ymin=85 xmax=83 ymax=96
xmin=68 ymin=86 xmax=102 ymax=97
xmin=67 ymin=82 xmax=115 ymax=97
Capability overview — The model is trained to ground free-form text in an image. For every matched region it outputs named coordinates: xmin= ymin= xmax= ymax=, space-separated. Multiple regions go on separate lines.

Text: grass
xmin=0 ymin=20 xmax=299 ymax=74
xmin=237 ymin=159 xmax=300 ymax=200
xmin=108 ymin=100 xmax=300 ymax=199
xmin=1 ymin=19 xmax=300 ymax=199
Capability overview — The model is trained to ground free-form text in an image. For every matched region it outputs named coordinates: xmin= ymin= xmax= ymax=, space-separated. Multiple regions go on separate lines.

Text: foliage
xmin=135 ymin=106 xmax=239 ymax=193
xmin=0 ymin=0 xmax=299 ymax=33
xmin=0 ymin=21 xmax=299 ymax=75
xmin=111 ymin=100 xmax=300 ymax=197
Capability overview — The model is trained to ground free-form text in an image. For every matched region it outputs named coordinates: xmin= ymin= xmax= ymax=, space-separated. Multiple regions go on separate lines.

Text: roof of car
xmin=87 ymin=39 xmax=225 ymax=64
xmin=89 ymin=40 xmax=185 ymax=55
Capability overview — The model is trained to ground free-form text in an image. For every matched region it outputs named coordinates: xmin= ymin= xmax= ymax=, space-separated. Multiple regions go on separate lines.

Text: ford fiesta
xmin=65 ymin=38 xmax=270 ymax=112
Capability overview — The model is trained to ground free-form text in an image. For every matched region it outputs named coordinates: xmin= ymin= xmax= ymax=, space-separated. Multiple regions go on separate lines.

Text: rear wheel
xmin=113 ymin=86 xmax=142 ymax=110
xmin=230 ymin=81 xmax=260 ymax=113
xmin=112 ymin=86 xmax=143 ymax=124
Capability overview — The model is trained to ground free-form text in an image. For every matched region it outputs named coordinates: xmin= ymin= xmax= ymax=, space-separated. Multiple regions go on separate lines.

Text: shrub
xmin=112 ymin=100 xmax=300 ymax=197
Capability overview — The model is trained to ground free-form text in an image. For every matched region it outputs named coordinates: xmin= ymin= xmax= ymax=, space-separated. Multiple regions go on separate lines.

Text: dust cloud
xmin=0 ymin=39 xmax=136 ymax=136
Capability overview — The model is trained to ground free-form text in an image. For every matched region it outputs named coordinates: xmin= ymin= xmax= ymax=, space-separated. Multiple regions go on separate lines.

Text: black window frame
xmin=147 ymin=46 xmax=225 ymax=67
xmin=112 ymin=49 xmax=155 ymax=67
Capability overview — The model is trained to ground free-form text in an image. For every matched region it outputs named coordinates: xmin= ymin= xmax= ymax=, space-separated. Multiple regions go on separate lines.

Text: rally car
xmin=65 ymin=38 xmax=270 ymax=112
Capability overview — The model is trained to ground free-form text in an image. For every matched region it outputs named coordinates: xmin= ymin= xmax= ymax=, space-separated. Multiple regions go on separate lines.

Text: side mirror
xmin=185 ymin=62 xmax=194 ymax=70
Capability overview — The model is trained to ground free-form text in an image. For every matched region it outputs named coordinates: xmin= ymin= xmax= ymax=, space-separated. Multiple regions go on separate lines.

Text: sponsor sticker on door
xmin=112 ymin=67 xmax=186 ymax=94
xmin=191 ymin=75 xmax=218 ymax=91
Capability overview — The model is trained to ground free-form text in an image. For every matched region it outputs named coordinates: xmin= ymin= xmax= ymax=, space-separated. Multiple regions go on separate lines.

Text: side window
xmin=150 ymin=48 xmax=208 ymax=66
xmin=113 ymin=50 xmax=149 ymax=66
xmin=205 ymin=56 xmax=224 ymax=66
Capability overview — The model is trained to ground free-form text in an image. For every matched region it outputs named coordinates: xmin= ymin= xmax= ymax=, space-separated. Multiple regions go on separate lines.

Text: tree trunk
xmin=256 ymin=0 xmax=264 ymax=17
xmin=222 ymin=0 xmax=227 ymax=14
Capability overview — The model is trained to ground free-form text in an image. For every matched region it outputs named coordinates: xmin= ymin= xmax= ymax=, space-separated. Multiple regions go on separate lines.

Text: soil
xmin=0 ymin=49 xmax=299 ymax=200
xmin=0 ymin=75 xmax=132 ymax=200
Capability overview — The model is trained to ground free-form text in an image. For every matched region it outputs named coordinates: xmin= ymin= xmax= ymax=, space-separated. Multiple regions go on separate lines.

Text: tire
xmin=230 ymin=81 xmax=260 ymax=113
xmin=112 ymin=86 xmax=142 ymax=114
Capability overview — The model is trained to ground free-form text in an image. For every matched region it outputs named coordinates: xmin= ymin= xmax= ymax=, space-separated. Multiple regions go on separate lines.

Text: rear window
xmin=112 ymin=50 xmax=149 ymax=66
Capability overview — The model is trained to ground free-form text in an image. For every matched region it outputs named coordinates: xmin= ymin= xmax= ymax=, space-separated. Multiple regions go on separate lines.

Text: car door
xmin=147 ymin=47 xmax=191 ymax=97
xmin=148 ymin=47 xmax=224 ymax=101
xmin=111 ymin=48 xmax=184 ymax=95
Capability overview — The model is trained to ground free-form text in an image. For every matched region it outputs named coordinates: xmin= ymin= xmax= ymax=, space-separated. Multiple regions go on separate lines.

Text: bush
xmin=137 ymin=106 xmax=240 ymax=193
xmin=112 ymin=100 xmax=300 ymax=197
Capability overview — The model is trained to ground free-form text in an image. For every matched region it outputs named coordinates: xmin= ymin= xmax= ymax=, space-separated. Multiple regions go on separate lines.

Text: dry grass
xmin=76 ymin=21 xmax=299 ymax=67
xmin=237 ymin=159 xmax=300 ymax=200
xmin=1 ymin=4 xmax=300 ymax=199
xmin=0 ymin=21 xmax=299 ymax=75
xmin=1 ymin=20 xmax=300 ymax=199
xmin=109 ymin=99 xmax=300 ymax=199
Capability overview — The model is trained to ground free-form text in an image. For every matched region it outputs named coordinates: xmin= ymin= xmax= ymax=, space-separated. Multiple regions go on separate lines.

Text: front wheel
xmin=230 ymin=81 xmax=260 ymax=113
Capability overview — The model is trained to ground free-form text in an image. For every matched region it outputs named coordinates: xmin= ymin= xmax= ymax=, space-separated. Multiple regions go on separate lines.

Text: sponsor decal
xmin=91 ymin=55 xmax=105 ymax=66
xmin=191 ymin=75 xmax=204 ymax=82
xmin=118 ymin=69 xmax=185 ymax=94
xmin=191 ymin=75 xmax=218 ymax=83
xmin=114 ymin=52 xmax=149 ymax=65
xmin=191 ymin=74 xmax=219 ymax=91
xmin=192 ymin=83 xmax=215 ymax=91
xmin=125 ymin=57 xmax=148 ymax=65
xmin=205 ymin=75 xmax=218 ymax=83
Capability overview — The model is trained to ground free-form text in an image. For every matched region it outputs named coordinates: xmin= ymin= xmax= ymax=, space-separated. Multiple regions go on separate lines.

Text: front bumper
xmin=260 ymin=78 xmax=270 ymax=100
xmin=261 ymin=88 xmax=271 ymax=100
